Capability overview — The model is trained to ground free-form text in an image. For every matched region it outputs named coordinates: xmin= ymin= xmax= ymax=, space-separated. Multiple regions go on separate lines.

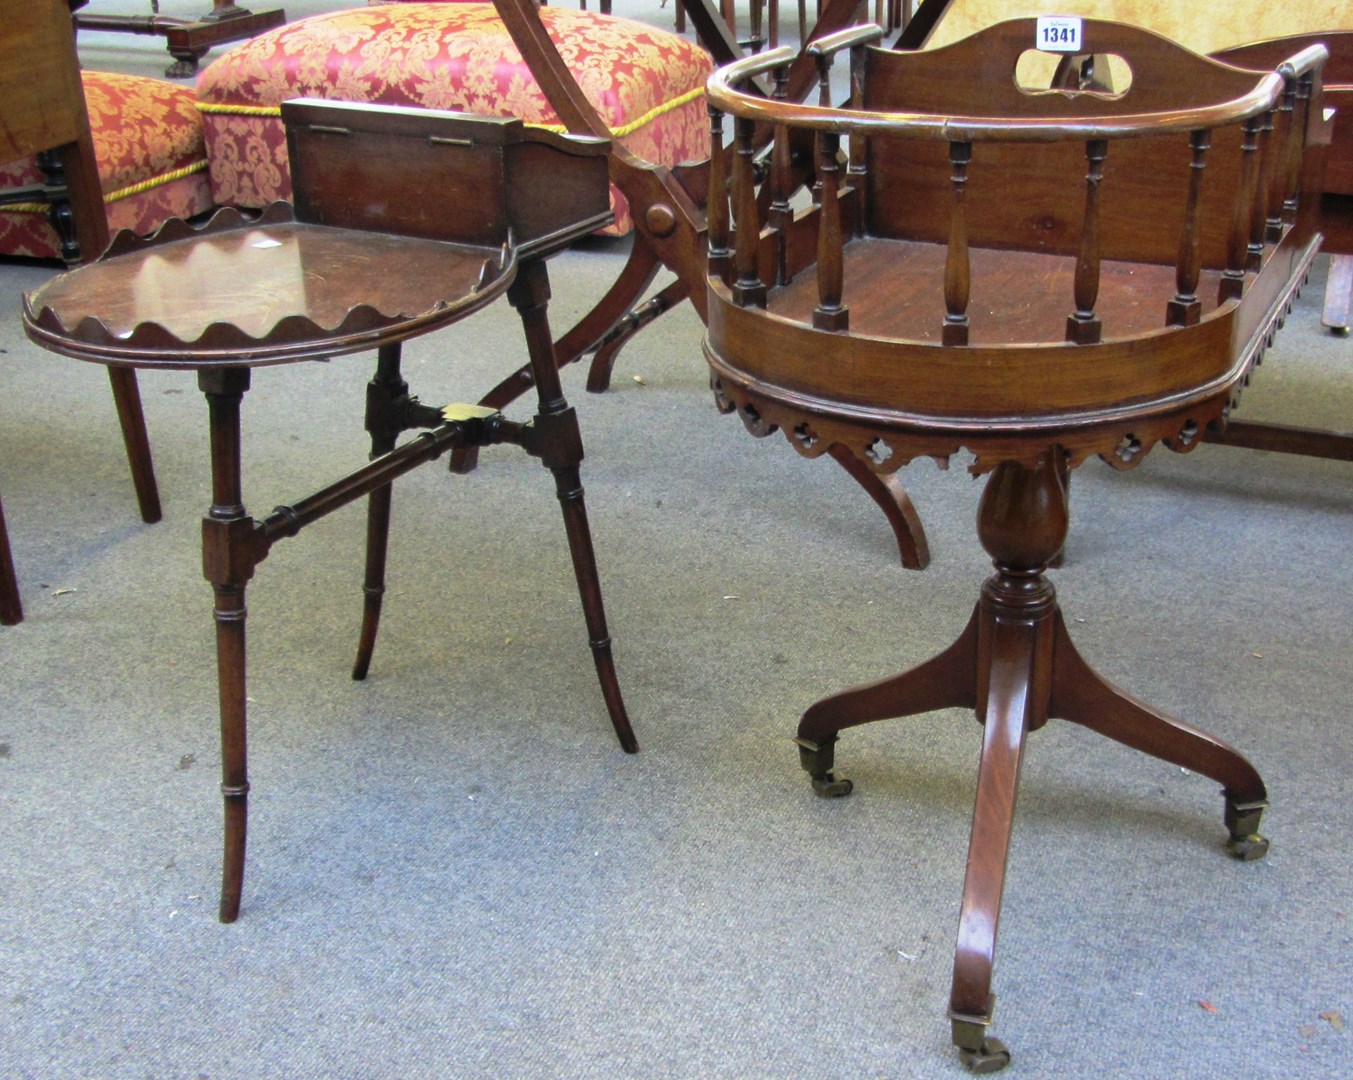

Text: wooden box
xmin=282 ymin=99 xmax=612 ymax=257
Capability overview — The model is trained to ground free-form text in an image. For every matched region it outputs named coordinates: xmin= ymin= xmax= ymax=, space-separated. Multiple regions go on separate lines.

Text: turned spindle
xmin=813 ymin=131 xmax=848 ymax=331
xmin=1066 ymin=139 xmax=1107 ymax=345
xmin=1249 ymin=104 xmax=1277 ymax=266
xmin=1167 ymin=130 xmax=1210 ymax=327
xmin=1282 ymin=73 xmax=1314 ymax=225
xmin=731 ymin=114 xmax=765 ymax=308
xmin=706 ymin=104 xmax=731 ymax=279
xmin=1220 ymin=115 xmax=1262 ymax=301
xmin=943 ymin=140 xmax=972 ymax=346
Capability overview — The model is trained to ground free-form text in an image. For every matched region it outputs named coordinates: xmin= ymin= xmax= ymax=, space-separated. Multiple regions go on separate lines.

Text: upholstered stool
xmin=0 ymin=71 xmax=213 ymax=260
xmin=195 ymin=2 xmax=712 ymax=234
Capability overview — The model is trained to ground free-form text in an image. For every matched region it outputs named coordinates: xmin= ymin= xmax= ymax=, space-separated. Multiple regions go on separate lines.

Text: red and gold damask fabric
xmin=0 ymin=71 xmax=213 ymax=261
xmin=194 ymin=3 xmax=712 ymax=234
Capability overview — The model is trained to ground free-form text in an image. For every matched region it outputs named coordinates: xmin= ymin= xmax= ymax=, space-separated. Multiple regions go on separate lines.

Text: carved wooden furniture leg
xmin=352 ymin=343 xmax=408 ymax=681
xmin=826 ymin=445 xmax=930 ymax=569
xmin=585 ymin=278 xmax=689 ymax=393
xmin=107 ymin=366 xmax=162 ymax=525
xmin=75 ymin=2 xmax=286 ymax=79
xmin=793 ymin=455 xmax=1268 ymax=1069
xmin=0 ymin=494 xmax=22 ymax=626
xmin=796 ymin=615 xmax=977 ymax=794
xmin=199 ymin=368 xmax=255 ymax=925
xmin=509 ymin=260 xmax=638 ymax=753
xmin=1046 ymin=618 xmax=1270 ymax=859
xmin=945 ymin=456 xmax=1066 ymax=1074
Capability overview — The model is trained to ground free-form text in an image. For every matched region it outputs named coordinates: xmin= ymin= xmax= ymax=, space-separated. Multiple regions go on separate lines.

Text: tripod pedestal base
xmin=793 ymin=455 xmax=1268 ymax=1070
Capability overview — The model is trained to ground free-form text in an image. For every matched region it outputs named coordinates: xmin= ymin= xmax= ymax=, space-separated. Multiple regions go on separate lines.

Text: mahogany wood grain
xmin=351 ymin=343 xmax=407 ymax=681
xmin=1066 ymin=139 xmax=1106 ymax=344
xmin=812 ymin=132 xmax=847 ymax=330
xmin=1216 ymin=32 xmax=1353 ymax=198
xmin=732 ymin=118 xmax=767 ymax=307
xmin=507 ymin=260 xmax=637 ymax=754
xmin=707 ymin=108 xmax=732 ymax=278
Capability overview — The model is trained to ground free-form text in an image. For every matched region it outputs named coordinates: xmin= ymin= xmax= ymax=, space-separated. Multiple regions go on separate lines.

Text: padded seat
xmin=0 ymin=70 xmax=213 ymax=260
xmin=195 ymin=2 xmax=713 ymax=234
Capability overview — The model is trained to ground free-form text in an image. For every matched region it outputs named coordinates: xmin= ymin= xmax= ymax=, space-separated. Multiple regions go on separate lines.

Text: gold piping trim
xmin=527 ymin=86 xmax=708 ymax=137
xmin=106 ymin=160 xmax=210 ymax=201
xmin=194 ymin=85 xmax=707 ymax=138
xmin=196 ymin=101 xmax=282 ymax=117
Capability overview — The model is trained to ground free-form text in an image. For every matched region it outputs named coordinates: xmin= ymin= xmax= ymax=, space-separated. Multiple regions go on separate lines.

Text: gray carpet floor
xmin=2 ymin=4 xmax=1351 ymax=1077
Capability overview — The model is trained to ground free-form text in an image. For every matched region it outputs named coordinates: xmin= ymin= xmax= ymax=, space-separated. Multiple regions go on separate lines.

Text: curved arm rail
xmin=707 ymin=20 xmax=1316 ymax=143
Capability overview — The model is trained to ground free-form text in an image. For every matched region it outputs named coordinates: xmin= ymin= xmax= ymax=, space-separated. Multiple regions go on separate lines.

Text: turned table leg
xmin=352 ymin=343 xmax=407 ymax=681
xmin=199 ymin=368 xmax=258 ymax=923
xmin=508 ymin=261 xmax=638 ymax=754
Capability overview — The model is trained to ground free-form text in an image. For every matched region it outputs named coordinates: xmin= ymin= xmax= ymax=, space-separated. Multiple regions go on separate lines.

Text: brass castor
xmin=958 ymin=1037 xmax=1011 ymax=1074
xmin=1224 ymin=795 xmax=1270 ymax=861
xmin=794 ymin=735 xmax=853 ymax=797
xmin=1227 ymin=833 xmax=1270 ymax=861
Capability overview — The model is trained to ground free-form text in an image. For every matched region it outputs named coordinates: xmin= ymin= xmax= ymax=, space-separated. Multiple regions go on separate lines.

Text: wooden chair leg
xmin=0 ymin=493 xmax=23 ymax=625
xmin=107 ymin=365 xmax=162 ymax=524
xmin=586 ymin=277 xmax=688 ymax=393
